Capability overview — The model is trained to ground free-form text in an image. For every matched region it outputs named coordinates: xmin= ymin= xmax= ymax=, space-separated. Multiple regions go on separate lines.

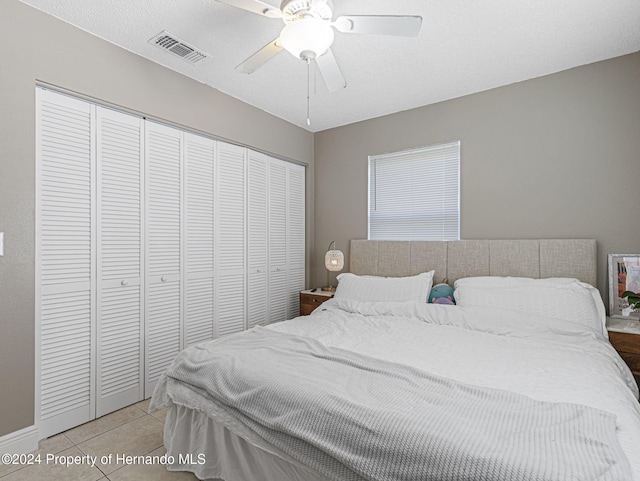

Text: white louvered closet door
xmin=287 ymin=163 xmax=306 ymax=319
xmin=96 ymin=107 xmax=144 ymax=417
xmin=145 ymin=122 xmax=183 ymax=396
xmin=215 ymin=142 xmax=246 ymax=336
xmin=268 ymin=160 xmax=288 ymax=324
xmin=36 ymin=88 xmax=95 ymax=438
xmin=247 ymin=151 xmax=268 ymax=328
xmin=184 ymin=133 xmax=215 ymax=347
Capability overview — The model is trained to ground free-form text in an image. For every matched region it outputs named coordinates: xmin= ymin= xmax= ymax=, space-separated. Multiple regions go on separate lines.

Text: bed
xmin=150 ymin=239 xmax=640 ymax=481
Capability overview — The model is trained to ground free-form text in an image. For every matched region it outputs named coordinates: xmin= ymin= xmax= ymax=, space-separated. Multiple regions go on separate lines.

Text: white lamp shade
xmin=280 ymin=17 xmax=335 ymax=60
xmin=325 ymin=249 xmax=344 ymax=272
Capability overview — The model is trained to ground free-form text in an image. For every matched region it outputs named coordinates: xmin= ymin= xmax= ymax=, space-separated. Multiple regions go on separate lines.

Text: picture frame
xmin=608 ymin=254 xmax=640 ymax=319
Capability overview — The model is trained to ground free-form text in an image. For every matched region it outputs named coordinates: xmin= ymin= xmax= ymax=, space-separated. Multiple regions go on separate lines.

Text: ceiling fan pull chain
xmin=313 ymin=59 xmax=317 ymax=96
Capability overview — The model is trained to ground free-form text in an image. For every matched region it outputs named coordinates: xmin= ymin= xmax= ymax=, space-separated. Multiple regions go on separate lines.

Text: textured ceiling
xmin=19 ymin=0 xmax=640 ymax=132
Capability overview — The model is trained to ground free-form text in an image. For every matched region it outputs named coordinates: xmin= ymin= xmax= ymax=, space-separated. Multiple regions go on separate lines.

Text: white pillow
xmin=454 ymin=276 xmax=607 ymax=335
xmin=454 ymin=276 xmax=579 ymax=289
xmin=334 ymin=271 xmax=434 ymax=303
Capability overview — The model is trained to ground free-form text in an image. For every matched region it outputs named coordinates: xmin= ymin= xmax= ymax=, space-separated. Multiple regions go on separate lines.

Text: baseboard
xmin=0 ymin=425 xmax=39 ymax=455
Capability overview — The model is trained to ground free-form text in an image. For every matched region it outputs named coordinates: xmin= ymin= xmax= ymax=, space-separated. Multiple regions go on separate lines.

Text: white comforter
xmin=153 ymin=298 xmax=640 ymax=480
xmin=264 ymin=299 xmax=640 ymax=480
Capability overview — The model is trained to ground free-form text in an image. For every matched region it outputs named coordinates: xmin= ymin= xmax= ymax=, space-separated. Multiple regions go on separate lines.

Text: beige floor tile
xmin=64 ymin=405 xmax=146 ymax=445
xmin=149 ymin=407 xmax=168 ymax=423
xmin=76 ymin=415 xmax=164 ymax=475
xmin=0 ymin=460 xmax=23 ymax=478
xmin=0 ymin=446 xmax=104 ymax=481
xmin=35 ymin=433 xmax=74 ymax=456
xmin=134 ymin=398 xmax=151 ymax=413
xmin=107 ymin=447 xmax=198 ymax=481
xmin=0 ymin=434 xmax=73 ymax=478
xmin=0 ymin=433 xmax=80 ymax=477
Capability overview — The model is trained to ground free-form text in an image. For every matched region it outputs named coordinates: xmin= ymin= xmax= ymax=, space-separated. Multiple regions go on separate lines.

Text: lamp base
xmin=321 ymin=285 xmax=336 ymax=293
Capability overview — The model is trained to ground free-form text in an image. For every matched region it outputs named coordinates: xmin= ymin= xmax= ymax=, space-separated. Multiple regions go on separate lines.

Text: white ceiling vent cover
xmin=149 ymin=31 xmax=207 ymax=64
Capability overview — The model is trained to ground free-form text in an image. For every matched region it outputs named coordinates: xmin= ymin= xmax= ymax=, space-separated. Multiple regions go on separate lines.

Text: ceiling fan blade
xmin=333 ymin=15 xmax=422 ymax=37
xmin=316 ymin=48 xmax=346 ymax=93
xmin=215 ymin=0 xmax=282 ymax=18
xmin=236 ymin=38 xmax=283 ymax=73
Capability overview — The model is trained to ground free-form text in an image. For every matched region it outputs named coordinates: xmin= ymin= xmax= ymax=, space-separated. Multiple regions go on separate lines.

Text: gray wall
xmin=0 ymin=0 xmax=313 ymax=437
xmin=313 ymin=52 xmax=640 ymax=300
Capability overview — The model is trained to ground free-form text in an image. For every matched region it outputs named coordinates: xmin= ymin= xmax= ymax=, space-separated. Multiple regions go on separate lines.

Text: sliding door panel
xmin=184 ymin=133 xmax=215 ymax=346
xmin=268 ymin=161 xmax=287 ymax=323
xmin=287 ymin=164 xmax=306 ymax=318
xmin=96 ymin=107 xmax=144 ymax=416
xmin=215 ymin=142 xmax=246 ymax=336
xmin=145 ymin=122 xmax=182 ymax=396
xmin=37 ymin=88 xmax=95 ymax=437
xmin=247 ymin=151 xmax=268 ymax=328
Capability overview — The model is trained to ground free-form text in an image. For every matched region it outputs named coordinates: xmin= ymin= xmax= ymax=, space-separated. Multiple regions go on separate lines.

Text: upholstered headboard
xmin=350 ymin=239 xmax=597 ymax=287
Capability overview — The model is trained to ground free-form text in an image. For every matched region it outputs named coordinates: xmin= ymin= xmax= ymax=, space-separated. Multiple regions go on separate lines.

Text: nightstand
xmin=300 ymin=289 xmax=334 ymax=316
xmin=607 ymin=317 xmax=640 ymax=377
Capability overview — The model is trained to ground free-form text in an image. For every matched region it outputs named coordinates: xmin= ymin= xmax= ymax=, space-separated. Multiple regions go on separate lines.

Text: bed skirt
xmin=163 ymin=401 xmax=332 ymax=481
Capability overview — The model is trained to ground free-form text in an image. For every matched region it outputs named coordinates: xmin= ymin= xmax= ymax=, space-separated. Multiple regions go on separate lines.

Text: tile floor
xmin=0 ymin=400 xmax=198 ymax=481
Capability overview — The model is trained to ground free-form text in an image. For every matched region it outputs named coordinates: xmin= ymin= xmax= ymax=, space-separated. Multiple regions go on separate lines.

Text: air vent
xmin=149 ymin=31 xmax=207 ymax=64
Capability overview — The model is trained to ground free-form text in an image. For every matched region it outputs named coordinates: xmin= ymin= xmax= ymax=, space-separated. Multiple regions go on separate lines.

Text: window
xmin=368 ymin=141 xmax=460 ymax=241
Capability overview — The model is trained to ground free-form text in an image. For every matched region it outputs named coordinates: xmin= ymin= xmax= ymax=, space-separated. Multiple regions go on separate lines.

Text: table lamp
xmin=322 ymin=241 xmax=344 ymax=292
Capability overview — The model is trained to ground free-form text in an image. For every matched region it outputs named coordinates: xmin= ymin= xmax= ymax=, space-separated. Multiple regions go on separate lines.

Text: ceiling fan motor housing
xmin=281 ymin=0 xmax=333 ymax=23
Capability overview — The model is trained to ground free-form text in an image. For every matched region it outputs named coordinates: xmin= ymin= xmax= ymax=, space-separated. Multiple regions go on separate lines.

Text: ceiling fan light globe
xmin=280 ymin=17 xmax=334 ymax=60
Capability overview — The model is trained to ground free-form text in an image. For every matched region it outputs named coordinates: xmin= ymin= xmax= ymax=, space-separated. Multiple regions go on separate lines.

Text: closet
xmin=247 ymin=151 xmax=305 ymax=326
xmin=36 ymin=88 xmax=306 ymax=438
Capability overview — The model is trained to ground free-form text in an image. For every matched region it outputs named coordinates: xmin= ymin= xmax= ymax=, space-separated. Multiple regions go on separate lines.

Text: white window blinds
xmin=369 ymin=141 xmax=460 ymax=241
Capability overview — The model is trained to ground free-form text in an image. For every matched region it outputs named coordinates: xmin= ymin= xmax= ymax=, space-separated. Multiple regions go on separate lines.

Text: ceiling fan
xmin=216 ymin=0 xmax=423 ymax=93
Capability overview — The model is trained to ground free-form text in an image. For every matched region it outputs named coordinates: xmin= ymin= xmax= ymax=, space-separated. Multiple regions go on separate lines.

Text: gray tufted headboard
xmin=350 ymin=239 xmax=597 ymax=287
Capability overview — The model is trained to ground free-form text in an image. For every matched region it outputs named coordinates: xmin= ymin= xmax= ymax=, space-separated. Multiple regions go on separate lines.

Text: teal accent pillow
xmin=429 ymin=283 xmax=455 ymax=304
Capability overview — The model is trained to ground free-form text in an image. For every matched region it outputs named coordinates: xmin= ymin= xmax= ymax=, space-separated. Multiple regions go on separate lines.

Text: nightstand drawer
xmin=300 ymin=290 xmax=333 ymax=316
xmin=609 ymin=331 xmax=640 ymax=375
